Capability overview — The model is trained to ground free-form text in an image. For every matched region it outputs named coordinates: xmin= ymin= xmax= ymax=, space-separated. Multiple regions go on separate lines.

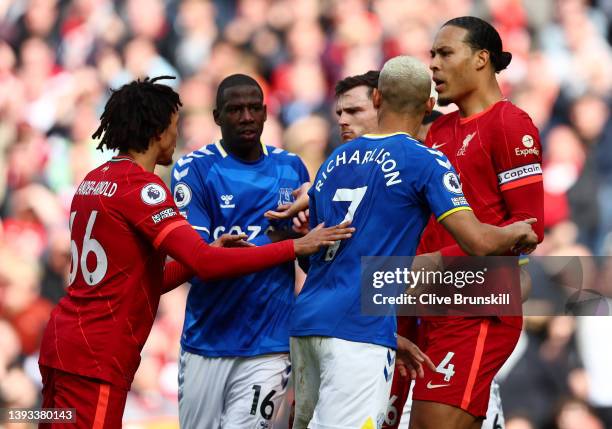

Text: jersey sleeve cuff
xmin=436 ymin=206 xmax=472 ymax=223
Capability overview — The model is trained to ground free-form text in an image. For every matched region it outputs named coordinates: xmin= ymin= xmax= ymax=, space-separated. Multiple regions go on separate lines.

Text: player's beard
xmin=159 ymin=152 xmax=174 ymax=166
xmin=437 ymin=96 xmax=453 ymax=107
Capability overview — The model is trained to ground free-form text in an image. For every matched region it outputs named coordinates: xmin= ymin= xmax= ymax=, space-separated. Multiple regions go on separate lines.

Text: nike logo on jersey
xmin=426 ymin=381 xmax=451 ymax=389
xmin=432 ymin=142 xmax=447 ymax=150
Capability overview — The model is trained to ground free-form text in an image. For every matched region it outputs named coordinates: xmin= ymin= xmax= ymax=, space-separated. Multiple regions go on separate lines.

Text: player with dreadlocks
xmin=38 ymin=76 xmax=354 ymax=428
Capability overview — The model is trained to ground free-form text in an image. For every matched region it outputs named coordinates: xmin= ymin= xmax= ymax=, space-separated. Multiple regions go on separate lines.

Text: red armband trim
xmin=500 ymin=175 xmax=542 ymax=192
xmin=153 ymin=220 xmax=190 ymax=248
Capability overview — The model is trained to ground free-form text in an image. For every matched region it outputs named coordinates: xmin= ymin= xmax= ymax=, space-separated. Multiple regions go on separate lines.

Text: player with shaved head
xmin=289 ymin=56 xmax=539 ymax=429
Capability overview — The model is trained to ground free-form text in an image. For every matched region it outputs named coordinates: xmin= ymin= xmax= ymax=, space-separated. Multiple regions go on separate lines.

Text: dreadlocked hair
xmin=92 ymin=76 xmax=182 ymax=153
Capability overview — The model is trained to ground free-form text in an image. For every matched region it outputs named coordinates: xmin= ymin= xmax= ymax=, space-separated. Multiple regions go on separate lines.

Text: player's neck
xmin=221 ymin=139 xmax=262 ymax=162
xmin=123 ymin=150 xmax=157 ymax=173
xmin=457 ymin=80 xmax=503 ymax=118
xmin=377 ymin=110 xmax=421 ymax=138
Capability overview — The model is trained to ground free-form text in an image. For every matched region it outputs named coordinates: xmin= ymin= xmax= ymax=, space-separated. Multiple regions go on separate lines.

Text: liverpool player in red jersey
xmin=408 ymin=17 xmax=544 ymax=429
xmin=38 ymin=76 xmax=354 ymax=428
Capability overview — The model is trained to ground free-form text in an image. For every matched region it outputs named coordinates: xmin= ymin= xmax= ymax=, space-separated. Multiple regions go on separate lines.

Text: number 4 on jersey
xmin=324 ymin=186 xmax=367 ymax=261
xmin=436 ymin=351 xmax=456 ymax=382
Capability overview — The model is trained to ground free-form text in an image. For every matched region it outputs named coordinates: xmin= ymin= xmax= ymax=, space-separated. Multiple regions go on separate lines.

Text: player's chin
xmin=341 ymin=131 xmax=355 ymax=142
xmin=237 ymin=135 xmax=260 ymax=147
xmin=159 ymin=155 xmax=174 ymax=167
xmin=436 ymin=96 xmax=453 ymax=107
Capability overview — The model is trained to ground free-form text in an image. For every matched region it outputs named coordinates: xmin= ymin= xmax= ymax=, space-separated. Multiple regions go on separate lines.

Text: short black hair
xmin=335 ymin=71 xmax=380 ymax=98
xmin=215 ymin=74 xmax=263 ymax=110
xmin=443 ymin=16 xmax=512 ymax=73
xmin=92 ymin=76 xmax=181 ymax=153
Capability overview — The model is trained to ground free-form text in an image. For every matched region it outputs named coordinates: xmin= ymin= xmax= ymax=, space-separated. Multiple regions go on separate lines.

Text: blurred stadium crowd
xmin=0 ymin=0 xmax=611 ymax=428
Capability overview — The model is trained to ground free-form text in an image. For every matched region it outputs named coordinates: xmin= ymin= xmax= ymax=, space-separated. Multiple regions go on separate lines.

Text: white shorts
xmin=396 ymin=379 xmax=504 ymax=428
xmin=178 ymin=349 xmax=291 ymax=429
xmin=290 ymin=336 xmax=394 ymax=429
xmin=482 ymin=379 xmax=505 ymax=429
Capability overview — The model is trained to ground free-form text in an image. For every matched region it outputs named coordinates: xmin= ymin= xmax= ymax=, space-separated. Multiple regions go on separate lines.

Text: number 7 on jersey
xmin=324 ymin=186 xmax=367 ymax=261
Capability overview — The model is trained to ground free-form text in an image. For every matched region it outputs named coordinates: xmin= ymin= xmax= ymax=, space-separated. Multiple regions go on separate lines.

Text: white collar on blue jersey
xmin=214 ymin=140 xmax=269 ymax=158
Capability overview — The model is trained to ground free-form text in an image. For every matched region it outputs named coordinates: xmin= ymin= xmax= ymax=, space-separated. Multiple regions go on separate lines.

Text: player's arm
xmin=159 ymin=220 xmax=354 ymax=290
xmin=435 ymin=181 xmax=544 ymax=258
xmin=421 ymin=153 xmax=538 ymax=257
xmin=162 ymin=233 xmax=251 ymax=293
xmin=439 ymin=210 xmax=538 ymax=256
xmin=396 ymin=334 xmax=436 ymax=379
xmin=130 ymin=173 xmax=353 ymax=291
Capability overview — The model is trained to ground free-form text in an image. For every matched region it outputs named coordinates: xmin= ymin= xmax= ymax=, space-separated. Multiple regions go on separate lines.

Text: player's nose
xmin=429 ymin=56 xmax=439 ymax=71
xmin=240 ymin=107 xmax=255 ymax=122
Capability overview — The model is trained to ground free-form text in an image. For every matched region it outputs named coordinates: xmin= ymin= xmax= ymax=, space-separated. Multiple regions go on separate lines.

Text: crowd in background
xmin=0 ymin=0 xmax=611 ymax=428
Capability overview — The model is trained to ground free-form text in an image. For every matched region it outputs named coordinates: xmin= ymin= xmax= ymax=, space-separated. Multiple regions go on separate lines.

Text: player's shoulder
xmin=266 ymin=144 xmax=304 ymax=166
xmin=266 ymin=144 xmax=297 ymax=159
xmin=497 ymin=101 xmax=537 ymax=126
xmin=94 ymin=158 xmax=170 ymax=204
xmin=172 ymin=142 xmax=222 ymax=183
xmin=496 ymin=101 xmax=541 ymax=149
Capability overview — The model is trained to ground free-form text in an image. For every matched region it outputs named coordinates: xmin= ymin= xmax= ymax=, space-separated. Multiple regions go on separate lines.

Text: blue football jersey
xmin=172 ymin=141 xmax=310 ymax=357
xmin=289 ymin=132 xmax=471 ymax=349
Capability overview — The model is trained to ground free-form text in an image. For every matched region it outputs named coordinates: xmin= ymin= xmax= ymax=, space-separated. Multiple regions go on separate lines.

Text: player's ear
xmin=474 ymin=49 xmax=489 ymax=72
xmin=426 ymin=96 xmax=435 ymax=115
xmin=372 ymin=88 xmax=382 ymax=109
xmin=263 ymin=104 xmax=267 ymax=122
xmin=213 ymin=108 xmax=221 ymax=126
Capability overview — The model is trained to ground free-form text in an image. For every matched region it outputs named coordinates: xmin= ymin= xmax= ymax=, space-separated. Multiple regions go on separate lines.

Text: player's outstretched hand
xmin=211 ymin=233 xmax=254 ymax=248
xmin=293 ymin=221 xmax=354 ymax=256
xmin=264 ymin=183 xmax=311 ymax=221
xmin=396 ymin=335 xmax=435 ymax=380
xmin=507 ymin=218 xmax=539 ymax=254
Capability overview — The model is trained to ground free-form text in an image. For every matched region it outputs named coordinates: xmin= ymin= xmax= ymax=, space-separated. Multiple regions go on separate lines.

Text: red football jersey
xmin=418 ymin=100 xmax=543 ymax=254
xmin=417 ymin=101 xmax=543 ymax=327
xmin=39 ymin=155 xmax=188 ymax=389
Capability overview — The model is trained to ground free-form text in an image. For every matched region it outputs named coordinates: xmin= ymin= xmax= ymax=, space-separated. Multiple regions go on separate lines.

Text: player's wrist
xmin=292 ymin=238 xmax=304 ymax=256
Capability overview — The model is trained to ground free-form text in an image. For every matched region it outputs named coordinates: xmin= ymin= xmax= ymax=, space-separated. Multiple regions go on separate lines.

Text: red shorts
xmin=383 ymin=316 xmax=419 ymax=429
xmin=411 ymin=317 xmax=520 ymax=418
xmin=39 ymin=365 xmax=128 ymax=429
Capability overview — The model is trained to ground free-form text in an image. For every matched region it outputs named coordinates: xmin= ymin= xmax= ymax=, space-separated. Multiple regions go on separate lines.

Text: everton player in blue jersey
xmin=289 ymin=56 xmax=539 ymax=429
xmin=171 ymin=74 xmax=310 ymax=428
